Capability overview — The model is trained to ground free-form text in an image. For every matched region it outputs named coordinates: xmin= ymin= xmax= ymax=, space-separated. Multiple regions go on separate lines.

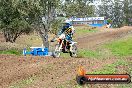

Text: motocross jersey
xmin=58 ymin=24 xmax=75 ymax=41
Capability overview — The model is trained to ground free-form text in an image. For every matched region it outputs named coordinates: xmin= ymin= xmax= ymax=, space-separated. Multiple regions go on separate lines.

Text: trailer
xmin=23 ymin=46 xmax=52 ymax=56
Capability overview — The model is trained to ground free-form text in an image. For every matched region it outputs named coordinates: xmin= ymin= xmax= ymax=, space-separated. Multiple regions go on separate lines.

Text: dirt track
xmin=77 ymin=26 xmax=132 ymax=49
xmin=0 ymin=26 xmax=132 ymax=88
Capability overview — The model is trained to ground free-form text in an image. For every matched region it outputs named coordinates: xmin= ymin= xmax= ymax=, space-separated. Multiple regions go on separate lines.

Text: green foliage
xmin=123 ymin=0 xmax=132 ymax=26
xmin=98 ymin=0 xmax=132 ymax=27
xmin=62 ymin=0 xmax=94 ymax=17
xmin=50 ymin=17 xmax=65 ymax=34
xmin=0 ymin=0 xmax=60 ymax=46
xmin=0 ymin=0 xmax=37 ymax=42
xmin=107 ymin=19 xmax=112 ymax=24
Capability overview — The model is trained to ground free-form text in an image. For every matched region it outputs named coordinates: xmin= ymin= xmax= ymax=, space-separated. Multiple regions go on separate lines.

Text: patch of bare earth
xmin=0 ymin=55 xmax=117 ymax=88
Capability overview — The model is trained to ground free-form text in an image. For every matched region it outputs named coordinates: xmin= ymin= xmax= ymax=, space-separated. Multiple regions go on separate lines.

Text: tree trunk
xmin=38 ymin=25 xmax=49 ymax=48
xmin=42 ymin=28 xmax=49 ymax=48
xmin=3 ymin=29 xmax=11 ymax=42
xmin=38 ymin=1 xmax=56 ymax=48
xmin=12 ymin=32 xmax=22 ymax=43
xmin=41 ymin=20 xmax=49 ymax=48
xmin=3 ymin=29 xmax=22 ymax=43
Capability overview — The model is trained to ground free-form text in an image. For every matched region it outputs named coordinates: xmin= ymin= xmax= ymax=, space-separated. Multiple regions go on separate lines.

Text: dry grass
xmin=0 ymin=32 xmax=56 ymax=51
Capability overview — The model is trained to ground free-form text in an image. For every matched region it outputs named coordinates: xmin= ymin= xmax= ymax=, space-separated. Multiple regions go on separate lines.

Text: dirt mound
xmin=77 ymin=26 xmax=132 ymax=49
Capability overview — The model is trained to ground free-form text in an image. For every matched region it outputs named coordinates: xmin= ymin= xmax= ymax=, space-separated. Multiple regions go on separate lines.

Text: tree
xmin=0 ymin=0 xmax=31 ymax=43
xmin=62 ymin=0 xmax=94 ymax=17
xmin=36 ymin=0 xmax=60 ymax=48
xmin=97 ymin=0 xmax=113 ymax=18
xmin=123 ymin=0 xmax=132 ymax=25
xmin=0 ymin=0 xmax=60 ymax=48
xmin=112 ymin=0 xmax=124 ymax=27
xmin=97 ymin=0 xmax=125 ymax=27
xmin=0 ymin=0 xmax=40 ymax=43
xmin=97 ymin=0 xmax=132 ymax=27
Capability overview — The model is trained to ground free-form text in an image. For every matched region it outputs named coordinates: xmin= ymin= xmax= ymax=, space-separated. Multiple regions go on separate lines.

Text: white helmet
xmin=63 ymin=20 xmax=71 ymax=25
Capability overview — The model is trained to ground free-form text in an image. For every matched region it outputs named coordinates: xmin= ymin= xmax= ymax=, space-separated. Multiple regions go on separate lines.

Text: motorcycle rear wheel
xmin=70 ymin=45 xmax=77 ymax=57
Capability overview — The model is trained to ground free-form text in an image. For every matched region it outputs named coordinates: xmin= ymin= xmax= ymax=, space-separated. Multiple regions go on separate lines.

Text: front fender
xmin=70 ymin=42 xmax=77 ymax=46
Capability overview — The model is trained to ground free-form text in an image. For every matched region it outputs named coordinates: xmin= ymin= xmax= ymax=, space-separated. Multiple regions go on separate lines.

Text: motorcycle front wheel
xmin=53 ymin=44 xmax=61 ymax=58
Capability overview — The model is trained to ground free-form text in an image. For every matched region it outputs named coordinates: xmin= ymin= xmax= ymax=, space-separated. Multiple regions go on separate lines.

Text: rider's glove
xmin=50 ymin=34 xmax=60 ymax=42
xmin=50 ymin=39 xmax=55 ymax=42
xmin=50 ymin=37 xmax=57 ymax=42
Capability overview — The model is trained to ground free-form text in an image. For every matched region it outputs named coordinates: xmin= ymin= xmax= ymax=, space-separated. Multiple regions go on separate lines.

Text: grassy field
xmin=0 ymin=26 xmax=132 ymax=88
xmin=1 ymin=28 xmax=132 ymax=59
xmin=75 ymin=35 xmax=132 ymax=88
xmin=78 ymin=35 xmax=132 ymax=78
xmin=104 ymin=36 xmax=132 ymax=57
xmin=0 ymin=26 xmax=98 ymax=56
xmin=57 ymin=34 xmax=132 ymax=82
xmin=77 ymin=35 xmax=132 ymax=58
xmin=74 ymin=26 xmax=98 ymax=38
xmin=10 ymin=76 xmax=37 ymax=88
xmin=0 ymin=49 xmax=22 ymax=55
xmin=88 ymin=59 xmax=129 ymax=74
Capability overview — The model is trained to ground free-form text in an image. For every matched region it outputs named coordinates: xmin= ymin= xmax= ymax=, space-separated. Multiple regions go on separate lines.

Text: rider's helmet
xmin=63 ymin=20 xmax=71 ymax=26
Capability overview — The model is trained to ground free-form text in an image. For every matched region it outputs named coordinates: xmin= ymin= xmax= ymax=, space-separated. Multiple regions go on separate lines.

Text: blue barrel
xmin=44 ymin=48 xmax=48 ymax=55
xmin=36 ymin=48 xmax=43 ymax=56
xmin=23 ymin=48 xmax=26 ymax=56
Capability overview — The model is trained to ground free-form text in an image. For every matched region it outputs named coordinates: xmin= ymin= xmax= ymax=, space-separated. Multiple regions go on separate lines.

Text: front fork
xmin=58 ymin=40 xmax=71 ymax=51
xmin=58 ymin=41 xmax=63 ymax=51
xmin=70 ymin=44 xmax=73 ymax=52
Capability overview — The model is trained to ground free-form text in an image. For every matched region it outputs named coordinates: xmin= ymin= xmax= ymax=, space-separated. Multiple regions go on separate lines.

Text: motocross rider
xmin=57 ymin=20 xmax=75 ymax=49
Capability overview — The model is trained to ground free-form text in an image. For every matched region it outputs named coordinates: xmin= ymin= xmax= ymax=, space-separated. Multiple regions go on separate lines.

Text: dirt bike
xmin=52 ymin=33 xmax=77 ymax=58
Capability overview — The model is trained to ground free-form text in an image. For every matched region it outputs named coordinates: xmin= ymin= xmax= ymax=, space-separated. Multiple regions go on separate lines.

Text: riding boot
xmin=62 ymin=45 xmax=66 ymax=53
